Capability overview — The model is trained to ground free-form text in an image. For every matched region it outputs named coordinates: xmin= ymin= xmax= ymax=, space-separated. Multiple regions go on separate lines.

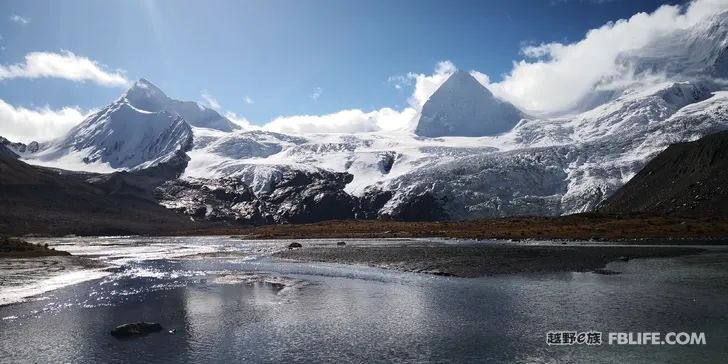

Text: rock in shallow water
xmin=110 ymin=322 xmax=163 ymax=338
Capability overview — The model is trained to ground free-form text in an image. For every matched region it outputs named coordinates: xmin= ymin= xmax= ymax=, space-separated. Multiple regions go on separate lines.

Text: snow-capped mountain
xmin=414 ymin=70 xmax=523 ymax=137
xmin=19 ymin=9 xmax=728 ymax=222
xmin=125 ymin=79 xmax=240 ymax=132
xmin=24 ymin=79 xmax=241 ymax=171
xmin=179 ymin=78 xmax=726 ymax=220
xmin=28 ymin=91 xmax=192 ymax=171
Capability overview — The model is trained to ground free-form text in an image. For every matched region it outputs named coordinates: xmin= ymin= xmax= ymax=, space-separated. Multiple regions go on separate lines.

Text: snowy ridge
xmin=124 ymin=79 xmax=240 ymax=132
xmin=182 ymin=78 xmax=728 ymax=218
xmin=18 ymin=10 xmax=728 ymax=220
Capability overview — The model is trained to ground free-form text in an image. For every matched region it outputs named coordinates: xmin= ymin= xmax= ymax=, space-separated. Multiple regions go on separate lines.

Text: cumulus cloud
xmin=262 ymin=107 xmax=417 ymax=134
xmin=0 ymin=99 xmax=88 ymax=143
xmin=469 ymin=70 xmax=490 ymax=88
xmin=487 ymin=0 xmax=728 ymax=115
xmin=224 ymin=111 xmax=257 ymax=130
xmin=406 ymin=60 xmax=456 ymax=108
xmin=9 ymin=15 xmax=30 ymax=25
xmin=0 ymin=50 xmax=128 ymax=87
xmin=255 ymin=62 xmax=458 ymax=134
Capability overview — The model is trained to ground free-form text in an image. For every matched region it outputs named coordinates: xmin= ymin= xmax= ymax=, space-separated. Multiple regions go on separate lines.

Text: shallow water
xmin=1 ymin=237 xmax=727 ymax=363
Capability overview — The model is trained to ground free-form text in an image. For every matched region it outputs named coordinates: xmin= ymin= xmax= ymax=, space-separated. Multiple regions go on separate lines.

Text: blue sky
xmin=0 ymin=0 xmax=686 ymax=127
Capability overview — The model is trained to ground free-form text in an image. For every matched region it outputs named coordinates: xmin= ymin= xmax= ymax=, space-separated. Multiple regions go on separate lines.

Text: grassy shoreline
xmin=188 ymin=214 xmax=728 ymax=242
xmin=7 ymin=214 xmax=728 ymax=242
xmin=0 ymin=237 xmax=71 ymax=258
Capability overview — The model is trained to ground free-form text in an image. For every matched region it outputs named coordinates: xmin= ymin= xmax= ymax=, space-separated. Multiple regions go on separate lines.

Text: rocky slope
xmin=599 ymin=130 xmax=728 ymax=217
xmin=0 ymin=147 xmax=199 ymax=235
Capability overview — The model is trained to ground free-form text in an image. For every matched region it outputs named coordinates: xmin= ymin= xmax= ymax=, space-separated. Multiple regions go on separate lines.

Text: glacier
xmin=16 ymin=9 xmax=728 ymax=221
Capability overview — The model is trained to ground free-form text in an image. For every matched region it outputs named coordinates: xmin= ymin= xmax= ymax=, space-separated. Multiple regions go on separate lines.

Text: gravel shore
xmin=276 ymin=243 xmax=705 ymax=277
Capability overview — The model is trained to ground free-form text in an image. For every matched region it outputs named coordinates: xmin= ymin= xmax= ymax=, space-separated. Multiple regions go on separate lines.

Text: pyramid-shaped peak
xmin=440 ymin=69 xmax=493 ymax=95
xmin=414 ymin=69 xmax=522 ymax=137
xmin=449 ymin=69 xmax=473 ymax=79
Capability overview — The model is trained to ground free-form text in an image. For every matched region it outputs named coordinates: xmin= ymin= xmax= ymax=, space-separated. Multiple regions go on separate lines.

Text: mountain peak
xmin=442 ymin=69 xmax=494 ymax=96
xmin=414 ymin=69 xmax=522 ymax=137
xmin=124 ymin=78 xmax=169 ymax=109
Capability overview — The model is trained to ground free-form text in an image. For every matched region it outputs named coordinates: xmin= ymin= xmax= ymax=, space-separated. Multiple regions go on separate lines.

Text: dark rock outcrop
xmin=156 ymin=177 xmax=272 ymax=225
xmin=377 ymin=151 xmax=397 ymax=174
xmin=89 ymin=150 xmax=191 ymax=201
xmin=383 ymin=192 xmax=449 ymax=221
xmin=0 ymin=137 xmax=38 ymax=155
xmin=264 ymin=170 xmax=358 ymax=223
xmin=599 ymin=130 xmax=728 ymax=217
xmin=357 ymin=187 xmax=393 ymax=219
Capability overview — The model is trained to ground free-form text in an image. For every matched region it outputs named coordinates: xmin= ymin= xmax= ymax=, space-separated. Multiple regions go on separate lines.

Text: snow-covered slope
xmin=123 ymin=79 xmax=240 ymax=132
xmin=26 ymin=80 xmax=197 ymax=171
xmin=24 ymin=79 xmax=239 ymax=171
xmin=621 ymin=10 xmax=728 ymax=79
xmin=21 ymin=10 xmax=728 ymax=221
xmin=414 ymin=70 xmax=523 ymax=137
xmin=31 ymin=98 xmax=193 ymax=171
xmin=182 ymin=78 xmax=728 ymax=219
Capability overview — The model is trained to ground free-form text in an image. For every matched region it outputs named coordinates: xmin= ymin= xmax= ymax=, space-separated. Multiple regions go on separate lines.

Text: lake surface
xmin=1 ymin=237 xmax=727 ymax=363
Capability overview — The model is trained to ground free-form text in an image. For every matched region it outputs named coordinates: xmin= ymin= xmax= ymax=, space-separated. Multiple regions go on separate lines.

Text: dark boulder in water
xmin=110 ymin=322 xmax=163 ymax=338
xmin=337 ymin=241 xmax=346 ymax=246
xmin=288 ymin=242 xmax=303 ymax=249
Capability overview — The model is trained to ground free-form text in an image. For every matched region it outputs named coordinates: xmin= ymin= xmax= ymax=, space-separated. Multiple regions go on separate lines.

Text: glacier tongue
xmin=182 ymin=80 xmax=728 ymax=220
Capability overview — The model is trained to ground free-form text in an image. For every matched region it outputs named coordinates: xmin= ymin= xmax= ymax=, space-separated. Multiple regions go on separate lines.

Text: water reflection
xmin=1 ymin=240 xmax=727 ymax=363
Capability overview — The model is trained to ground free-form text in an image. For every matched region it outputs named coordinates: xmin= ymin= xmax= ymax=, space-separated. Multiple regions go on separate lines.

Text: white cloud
xmin=309 ymin=87 xmax=323 ymax=101
xmin=487 ymin=0 xmax=728 ymax=115
xmin=262 ymin=107 xmax=417 ymax=134
xmin=469 ymin=71 xmax=490 ymax=88
xmin=224 ymin=111 xmax=257 ymax=130
xmin=255 ymin=62 xmax=458 ymax=134
xmin=0 ymin=50 xmax=128 ymax=87
xmin=9 ymin=15 xmax=30 ymax=25
xmin=200 ymin=90 xmax=220 ymax=109
xmin=243 ymin=95 xmax=254 ymax=104
xmin=0 ymin=99 xmax=88 ymax=143
xmin=406 ymin=60 xmax=456 ymax=109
